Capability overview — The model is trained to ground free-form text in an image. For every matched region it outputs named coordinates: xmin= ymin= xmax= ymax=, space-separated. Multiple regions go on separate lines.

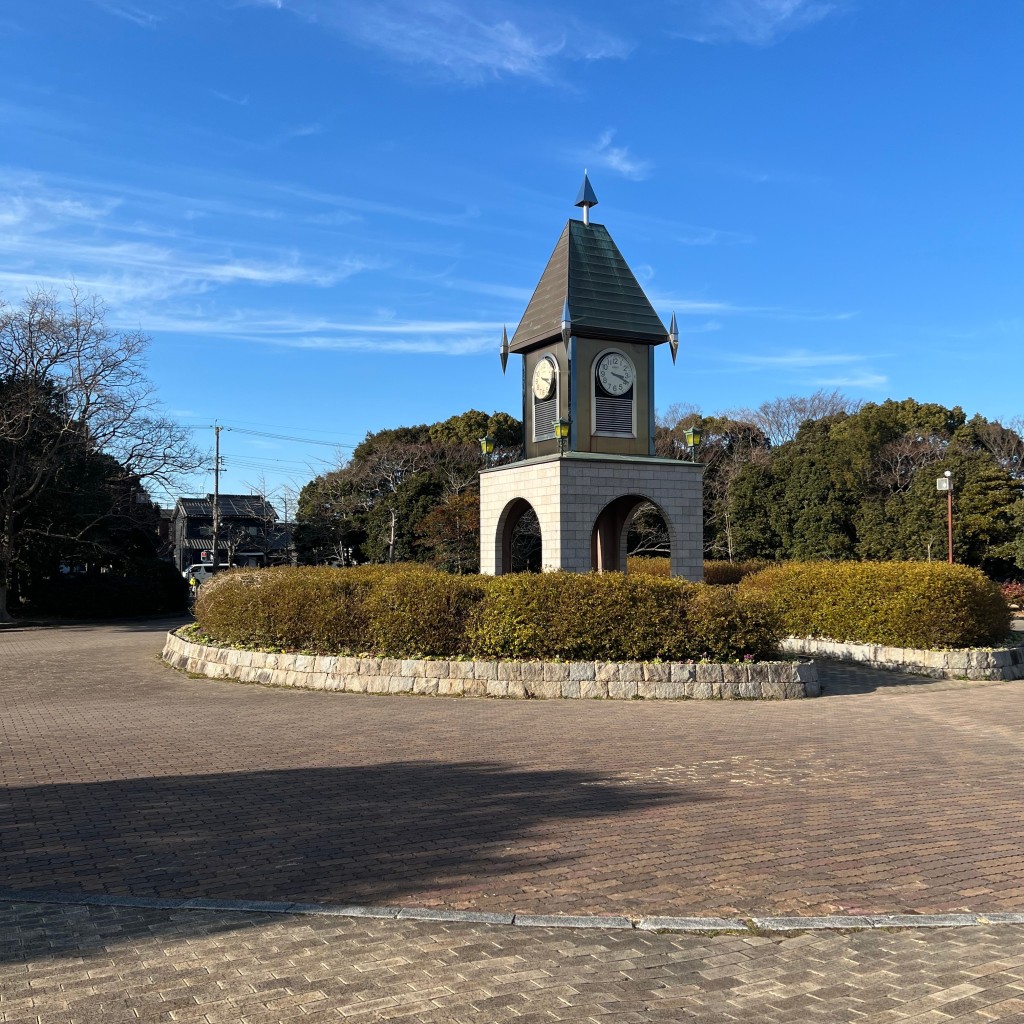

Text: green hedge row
xmin=194 ymin=564 xmax=780 ymax=662
xmin=739 ymin=561 xmax=1010 ymax=649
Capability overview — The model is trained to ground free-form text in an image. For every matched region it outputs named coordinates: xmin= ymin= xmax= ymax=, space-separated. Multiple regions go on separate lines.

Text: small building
xmin=171 ymin=494 xmax=291 ymax=573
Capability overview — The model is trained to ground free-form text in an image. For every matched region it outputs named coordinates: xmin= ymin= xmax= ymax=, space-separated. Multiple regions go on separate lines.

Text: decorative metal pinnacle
xmin=500 ymin=324 xmax=509 ymax=374
xmin=575 ymin=170 xmax=598 ymax=225
xmin=668 ymin=311 xmax=679 ymax=364
xmin=560 ymin=297 xmax=571 ymax=349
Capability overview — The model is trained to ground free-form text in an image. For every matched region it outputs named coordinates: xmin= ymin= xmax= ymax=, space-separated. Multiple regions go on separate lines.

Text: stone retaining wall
xmin=162 ymin=632 xmax=820 ymax=700
xmin=779 ymin=636 xmax=1024 ymax=681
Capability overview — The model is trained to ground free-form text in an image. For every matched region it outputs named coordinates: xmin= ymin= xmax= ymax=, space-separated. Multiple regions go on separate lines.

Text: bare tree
xmin=875 ymin=432 xmax=947 ymax=493
xmin=731 ymin=389 xmax=860 ymax=447
xmin=0 ymin=287 xmax=203 ymax=619
xmin=975 ymin=417 xmax=1024 ymax=480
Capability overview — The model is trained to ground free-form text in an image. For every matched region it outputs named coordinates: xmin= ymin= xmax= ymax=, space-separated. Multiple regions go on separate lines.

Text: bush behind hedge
xmin=739 ymin=561 xmax=1010 ymax=649
xmin=627 ymin=557 xmax=771 ymax=584
xmin=195 ymin=564 xmax=781 ymax=662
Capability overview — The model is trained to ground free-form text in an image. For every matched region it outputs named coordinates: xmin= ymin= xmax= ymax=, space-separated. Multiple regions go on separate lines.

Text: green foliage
xmin=194 ymin=565 xmax=781 ymax=661
xmin=26 ymin=559 xmax=188 ymax=618
xmin=663 ymin=397 xmax=1024 ymax=574
xmin=739 ymin=561 xmax=1011 ymax=649
xmin=469 ymin=573 xmax=780 ymax=662
xmin=294 ymin=408 xmax=522 ymax=568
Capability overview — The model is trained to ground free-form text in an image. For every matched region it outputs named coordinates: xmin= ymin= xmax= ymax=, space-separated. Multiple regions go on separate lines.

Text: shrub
xmin=362 ymin=564 xmax=488 ymax=656
xmin=703 ymin=560 xmax=772 ymax=585
xmin=739 ymin=561 xmax=1011 ymax=649
xmin=1001 ymin=582 xmax=1024 ymax=609
xmin=195 ymin=565 xmax=782 ymax=661
xmin=627 ymin=556 xmax=670 ymax=577
xmin=627 ymin=558 xmax=771 ymax=584
xmin=26 ymin=559 xmax=189 ymax=618
xmin=196 ymin=564 xmax=397 ymax=653
xmin=469 ymin=572 xmax=780 ymax=662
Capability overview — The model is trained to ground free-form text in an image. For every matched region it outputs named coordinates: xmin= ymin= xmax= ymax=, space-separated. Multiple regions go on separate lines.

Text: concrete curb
xmin=2 ymin=889 xmax=1021 ymax=934
xmin=162 ymin=631 xmax=820 ymax=701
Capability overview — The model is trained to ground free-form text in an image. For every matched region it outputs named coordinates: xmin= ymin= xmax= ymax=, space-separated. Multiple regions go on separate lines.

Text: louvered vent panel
xmin=595 ymin=395 xmax=633 ymax=435
xmin=534 ymin=397 xmax=557 ymax=440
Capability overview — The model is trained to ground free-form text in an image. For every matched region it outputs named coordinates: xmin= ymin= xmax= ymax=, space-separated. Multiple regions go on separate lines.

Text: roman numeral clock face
xmin=596 ymin=352 xmax=634 ymax=396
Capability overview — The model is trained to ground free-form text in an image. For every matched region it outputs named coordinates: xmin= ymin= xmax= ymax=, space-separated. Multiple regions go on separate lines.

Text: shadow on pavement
xmin=816 ymin=660 xmax=958 ymax=696
xmin=0 ymin=760 xmax=703 ymax=961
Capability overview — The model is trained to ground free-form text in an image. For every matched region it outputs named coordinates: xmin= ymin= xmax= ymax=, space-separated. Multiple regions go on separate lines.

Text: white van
xmin=183 ymin=563 xmax=228 ymax=584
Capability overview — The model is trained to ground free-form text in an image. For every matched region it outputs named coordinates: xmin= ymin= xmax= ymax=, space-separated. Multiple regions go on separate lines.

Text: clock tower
xmin=482 ymin=175 xmax=703 ymax=579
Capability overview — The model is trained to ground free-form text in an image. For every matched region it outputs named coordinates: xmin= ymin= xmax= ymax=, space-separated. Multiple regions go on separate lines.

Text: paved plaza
xmin=2 ymin=619 xmax=1024 ymax=1021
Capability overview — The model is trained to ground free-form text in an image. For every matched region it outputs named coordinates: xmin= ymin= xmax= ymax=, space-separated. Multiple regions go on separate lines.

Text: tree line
xmin=0 ymin=289 xmax=201 ymax=619
xmin=296 ymin=389 xmax=1024 ymax=578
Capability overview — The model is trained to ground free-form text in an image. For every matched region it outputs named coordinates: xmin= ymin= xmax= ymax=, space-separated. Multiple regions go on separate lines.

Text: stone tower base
xmin=479 ymin=452 xmax=704 ymax=580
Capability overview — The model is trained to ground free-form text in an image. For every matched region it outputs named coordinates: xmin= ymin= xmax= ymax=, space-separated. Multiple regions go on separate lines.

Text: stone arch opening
xmin=496 ymin=498 xmax=543 ymax=575
xmin=591 ymin=495 xmax=671 ymax=573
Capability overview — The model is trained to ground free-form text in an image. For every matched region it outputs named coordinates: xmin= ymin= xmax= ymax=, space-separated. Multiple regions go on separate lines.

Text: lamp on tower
xmin=553 ymin=417 xmax=570 ymax=456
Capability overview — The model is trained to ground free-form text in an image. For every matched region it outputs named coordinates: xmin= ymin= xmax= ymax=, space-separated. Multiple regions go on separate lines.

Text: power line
xmin=192 ymin=423 xmax=357 ymax=450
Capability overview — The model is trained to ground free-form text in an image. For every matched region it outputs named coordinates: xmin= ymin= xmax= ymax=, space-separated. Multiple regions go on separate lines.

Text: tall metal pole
xmin=212 ymin=423 xmax=221 ymax=574
xmin=947 ymin=484 xmax=954 ymax=565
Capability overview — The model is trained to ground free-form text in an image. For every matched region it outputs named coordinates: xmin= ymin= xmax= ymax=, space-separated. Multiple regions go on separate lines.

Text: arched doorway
xmin=591 ymin=495 xmax=671 ymax=573
xmin=496 ymin=498 xmax=543 ymax=574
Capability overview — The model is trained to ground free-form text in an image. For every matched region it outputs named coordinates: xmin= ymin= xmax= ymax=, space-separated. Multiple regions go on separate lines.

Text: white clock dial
xmin=596 ymin=352 xmax=635 ymax=397
xmin=532 ymin=357 xmax=556 ymax=400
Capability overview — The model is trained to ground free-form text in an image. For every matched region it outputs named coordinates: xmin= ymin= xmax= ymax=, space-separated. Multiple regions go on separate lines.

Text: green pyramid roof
xmin=509 ymin=219 xmax=668 ymax=353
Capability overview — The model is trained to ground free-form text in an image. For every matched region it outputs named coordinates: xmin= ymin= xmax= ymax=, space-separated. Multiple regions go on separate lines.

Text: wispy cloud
xmin=674 ymin=0 xmax=843 ymax=46
xmin=584 ymin=130 xmax=652 ymax=181
xmin=259 ymin=0 xmax=630 ymax=84
xmin=724 ymin=350 xmax=861 ymax=368
xmin=719 ymin=349 xmax=888 ymax=389
xmin=650 ymin=295 xmax=857 ymax=321
xmin=124 ymin=308 xmax=499 ymax=355
xmin=93 ymin=1 xmax=163 ymax=27
xmin=208 ymin=89 xmax=250 ymax=106
xmin=814 ymin=371 xmax=888 ymax=388
xmin=674 ymin=226 xmax=755 ymax=246
xmin=0 ymin=172 xmax=379 ymax=309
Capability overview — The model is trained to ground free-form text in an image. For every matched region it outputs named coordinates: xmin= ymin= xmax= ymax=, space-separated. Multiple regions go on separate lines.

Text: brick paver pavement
xmin=3 ymin=902 xmax=1024 ymax=1023
xmin=1 ymin=620 xmax=1024 ymax=920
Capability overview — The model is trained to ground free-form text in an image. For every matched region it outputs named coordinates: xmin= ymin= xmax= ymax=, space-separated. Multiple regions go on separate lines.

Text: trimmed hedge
xmin=194 ymin=564 xmax=781 ymax=662
xmin=469 ymin=572 xmax=779 ymax=662
xmin=626 ymin=557 xmax=771 ymax=584
xmin=739 ymin=561 xmax=1011 ymax=649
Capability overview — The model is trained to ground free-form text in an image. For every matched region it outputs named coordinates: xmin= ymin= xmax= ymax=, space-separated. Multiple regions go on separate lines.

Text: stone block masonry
xmin=479 ymin=452 xmax=704 ymax=580
xmin=162 ymin=632 xmax=819 ymax=700
xmin=780 ymin=636 xmax=1024 ymax=681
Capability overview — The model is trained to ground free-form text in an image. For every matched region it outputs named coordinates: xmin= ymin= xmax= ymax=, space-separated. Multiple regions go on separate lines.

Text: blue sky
xmin=2 ymin=0 xmax=1021 ymax=508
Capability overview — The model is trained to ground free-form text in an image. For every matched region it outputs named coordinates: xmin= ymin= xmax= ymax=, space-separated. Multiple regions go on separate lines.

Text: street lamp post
xmin=936 ymin=470 xmax=953 ymax=564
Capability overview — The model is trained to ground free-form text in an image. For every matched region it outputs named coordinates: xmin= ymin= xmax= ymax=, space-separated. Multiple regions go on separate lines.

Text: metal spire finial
xmin=500 ymin=324 xmax=509 ymax=374
xmin=668 ymin=311 xmax=679 ymax=364
xmin=575 ymin=170 xmax=598 ymax=226
xmin=560 ymin=297 xmax=572 ymax=350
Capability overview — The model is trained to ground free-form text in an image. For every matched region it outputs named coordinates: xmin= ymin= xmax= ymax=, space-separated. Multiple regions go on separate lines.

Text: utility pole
xmin=212 ymin=423 xmax=222 ymax=574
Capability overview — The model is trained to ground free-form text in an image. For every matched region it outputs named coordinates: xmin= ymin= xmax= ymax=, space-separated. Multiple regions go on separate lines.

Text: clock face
xmin=532 ymin=357 xmax=556 ymax=400
xmin=596 ymin=352 xmax=635 ymax=397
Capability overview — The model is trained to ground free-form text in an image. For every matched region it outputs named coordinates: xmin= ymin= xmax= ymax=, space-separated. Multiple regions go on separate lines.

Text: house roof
xmin=509 ymin=219 xmax=669 ymax=353
xmin=175 ymin=494 xmax=277 ymax=520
